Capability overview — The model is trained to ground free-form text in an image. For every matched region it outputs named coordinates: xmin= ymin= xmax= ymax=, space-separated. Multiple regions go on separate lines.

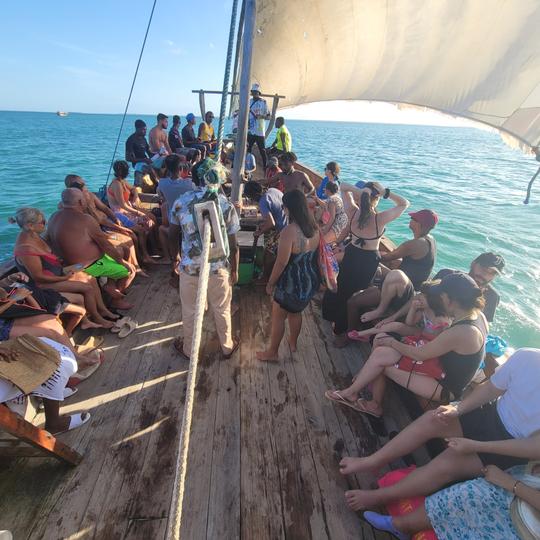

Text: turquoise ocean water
xmin=0 ymin=111 xmax=538 ymax=347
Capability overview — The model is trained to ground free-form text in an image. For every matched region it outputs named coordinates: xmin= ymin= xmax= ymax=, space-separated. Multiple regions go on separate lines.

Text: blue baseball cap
xmin=186 ymin=113 xmax=195 ymax=122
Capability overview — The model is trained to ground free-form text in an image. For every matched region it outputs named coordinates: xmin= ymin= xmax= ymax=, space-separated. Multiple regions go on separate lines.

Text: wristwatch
xmin=383 ymin=188 xmax=390 ymax=199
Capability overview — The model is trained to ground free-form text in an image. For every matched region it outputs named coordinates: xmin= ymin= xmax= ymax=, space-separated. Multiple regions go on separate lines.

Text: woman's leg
xmin=10 ymin=316 xmax=100 ymax=370
xmin=339 ymin=408 xmax=463 ymax=475
xmin=38 ymin=279 xmax=114 ymax=327
xmin=133 ymin=225 xmax=154 ymax=264
xmin=287 ymin=311 xmax=302 ymax=352
xmin=60 ymin=302 xmax=86 ymax=335
xmin=393 ymin=505 xmax=432 ymax=536
xmin=361 ymin=270 xmax=411 ymax=323
xmin=257 ymin=301 xmax=288 ymax=361
xmin=345 ymin=448 xmax=483 ymax=511
xmin=158 ymin=225 xmax=172 ymax=264
xmin=333 ymin=346 xmax=401 ymax=402
xmin=384 ymin=366 xmax=444 ymax=402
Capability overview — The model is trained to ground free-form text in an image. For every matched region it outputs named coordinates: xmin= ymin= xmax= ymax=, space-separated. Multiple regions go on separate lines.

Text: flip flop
xmin=75 ymin=335 xmax=104 ymax=355
xmin=223 ymin=338 xmax=240 ymax=359
xmin=111 ymin=316 xmax=134 ymax=334
xmin=63 ymin=387 xmax=78 ymax=399
xmin=68 ymin=349 xmax=105 ymax=386
xmin=53 ymin=412 xmax=91 ymax=435
xmin=347 ymin=330 xmax=372 ymax=342
xmin=118 ymin=319 xmax=138 ymax=338
xmin=324 ymin=390 xmax=382 ymax=417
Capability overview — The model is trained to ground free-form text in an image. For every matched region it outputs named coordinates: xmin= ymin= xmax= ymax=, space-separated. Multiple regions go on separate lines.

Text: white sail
xmin=251 ymin=0 xmax=540 ymax=150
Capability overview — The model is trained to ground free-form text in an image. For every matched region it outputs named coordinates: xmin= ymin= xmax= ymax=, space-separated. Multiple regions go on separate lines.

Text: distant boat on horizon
xmin=56 ymin=111 xmax=69 ymax=117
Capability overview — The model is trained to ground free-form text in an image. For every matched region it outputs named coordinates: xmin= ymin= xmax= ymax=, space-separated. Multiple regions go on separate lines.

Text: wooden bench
xmin=0 ymin=404 xmax=81 ymax=466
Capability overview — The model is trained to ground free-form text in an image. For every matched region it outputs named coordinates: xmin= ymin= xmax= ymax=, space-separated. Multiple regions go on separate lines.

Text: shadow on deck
xmin=0 ymin=269 xmax=424 ymax=539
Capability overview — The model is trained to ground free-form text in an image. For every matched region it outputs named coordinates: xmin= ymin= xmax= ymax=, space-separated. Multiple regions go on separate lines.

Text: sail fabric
xmin=251 ymin=0 xmax=540 ymax=149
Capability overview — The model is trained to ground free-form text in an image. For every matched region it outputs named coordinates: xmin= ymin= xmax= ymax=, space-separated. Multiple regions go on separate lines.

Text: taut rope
xmin=167 ymin=217 xmax=212 ymax=540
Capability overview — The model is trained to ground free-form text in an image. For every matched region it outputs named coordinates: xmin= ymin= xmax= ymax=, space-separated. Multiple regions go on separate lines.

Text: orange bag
xmin=378 ymin=466 xmax=438 ymax=540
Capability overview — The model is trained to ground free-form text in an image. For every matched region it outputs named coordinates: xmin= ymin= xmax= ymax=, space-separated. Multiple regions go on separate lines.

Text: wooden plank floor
xmin=0 ymin=272 xmax=419 ymax=539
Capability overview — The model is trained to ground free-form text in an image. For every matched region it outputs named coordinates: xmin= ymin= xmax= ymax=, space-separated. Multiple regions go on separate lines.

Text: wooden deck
xmin=0 ymin=268 xmax=424 ymax=539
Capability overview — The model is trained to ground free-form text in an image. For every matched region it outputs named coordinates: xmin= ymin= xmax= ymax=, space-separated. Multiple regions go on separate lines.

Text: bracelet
xmin=513 ymin=480 xmax=522 ymax=494
xmin=383 ymin=188 xmax=390 ymax=199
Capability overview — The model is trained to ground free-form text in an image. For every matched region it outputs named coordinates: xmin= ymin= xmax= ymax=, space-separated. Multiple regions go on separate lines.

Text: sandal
xmin=52 ymin=412 xmax=91 ymax=435
xmin=68 ymin=349 xmax=105 ymax=386
xmin=223 ymin=338 xmax=240 ymax=359
xmin=118 ymin=319 xmax=138 ymax=338
xmin=324 ymin=391 xmax=382 ymax=418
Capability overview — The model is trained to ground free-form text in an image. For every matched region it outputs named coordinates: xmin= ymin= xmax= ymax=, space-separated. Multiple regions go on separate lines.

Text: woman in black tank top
xmin=325 ymin=272 xmax=487 ymax=417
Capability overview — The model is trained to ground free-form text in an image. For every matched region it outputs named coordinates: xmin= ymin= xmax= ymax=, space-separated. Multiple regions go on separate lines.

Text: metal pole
xmin=216 ymin=0 xmax=240 ymax=160
xmin=231 ymin=0 xmax=257 ymax=203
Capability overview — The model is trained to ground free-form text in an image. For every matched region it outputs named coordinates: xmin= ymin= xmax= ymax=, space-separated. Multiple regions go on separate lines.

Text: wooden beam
xmin=231 ymin=0 xmax=257 ymax=203
xmin=0 ymin=405 xmax=82 ymax=466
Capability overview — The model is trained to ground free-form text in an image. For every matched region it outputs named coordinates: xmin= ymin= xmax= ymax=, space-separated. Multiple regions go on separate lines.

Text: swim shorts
xmin=84 ymin=254 xmax=129 ymax=280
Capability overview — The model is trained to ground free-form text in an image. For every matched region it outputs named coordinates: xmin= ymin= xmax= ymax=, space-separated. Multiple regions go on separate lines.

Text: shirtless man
xmin=277 ymin=152 xmax=315 ymax=194
xmin=64 ymin=175 xmax=145 ymax=275
xmin=47 ymin=189 xmax=135 ymax=309
xmin=149 ymin=113 xmax=172 ymax=156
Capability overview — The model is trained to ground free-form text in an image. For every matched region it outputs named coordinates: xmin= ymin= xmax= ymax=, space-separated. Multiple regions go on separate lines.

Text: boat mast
xmin=231 ymin=0 xmax=257 ymax=204
xmin=216 ymin=0 xmax=240 ymax=161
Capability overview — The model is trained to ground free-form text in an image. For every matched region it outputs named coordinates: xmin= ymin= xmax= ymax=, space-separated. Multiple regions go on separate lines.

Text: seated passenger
xmin=337 ymin=347 xmax=540 ymax=514
xmin=243 ymin=181 xmax=288 ymax=281
xmin=319 ymin=181 xmax=348 ymax=243
xmin=264 ymin=156 xmax=283 ymax=191
xmin=348 ymin=282 xmax=450 ymax=345
xmin=316 ymin=161 xmax=341 ymax=200
xmin=257 ymin=190 xmax=321 ymax=362
xmin=125 ymin=119 xmax=156 ymax=186
xmin=0 ymin=336 xmax=91 ymax=434
xmin=182 ymin=113 xmax=207 ymax=159
xmin=168 ymin=115 xmax=194 ymax=158
xmin=326 ymin=273 xmax=487 ymax=417
xmin=245 ymin=150 xmax=256 ymax=180
xmin=198 ymin=111 xmax=217 ymax=151
xmin=276 ymin=152 xmax=315 ymax=194
xmin=11 ymin=207 xmax=117 ymax=329
xmin=157 ymin=154 xmax=195 ymax=215
xmin=47 ymin=189 xmax=134 ymax=310
xmin=148 ymin=113 xmax=172 ymax=156
xmin=64 ymin=175 xmax=143 ymax=275
xmin=107 ymin=160 xmax=165 ymax=265
xmin=365 ymin=449 xmax=540 ymax=540
xmin=349 ymin=209 xmax=438 ymax=327
xmin=268 ymin=116 xmax=292 ymax=156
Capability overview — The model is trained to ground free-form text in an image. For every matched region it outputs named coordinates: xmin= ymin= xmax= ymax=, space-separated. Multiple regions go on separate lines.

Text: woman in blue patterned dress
xmin=362 ymin=433 xmax=540 ymax=540
xmin=257 ymin=190 xmax=321 ymax=362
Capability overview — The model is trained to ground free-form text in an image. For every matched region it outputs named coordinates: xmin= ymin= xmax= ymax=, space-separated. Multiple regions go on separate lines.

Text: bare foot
xmin=256 ymin=350 xmax=279 ymax=362
xmin=80 ymin=317 xmax=113 ymax=330
xmin=103 ymin=284 xmax=126 ymax=299
xmin=101 ymin=310 xmax=120 ymax=320
xmin=361 ymin=309 xmax=383 ymax=323
xmin=339 ymin=456 xmax=378 ymax=475
xmin=136 ymin=268 xmax=150 ymax=278
xmin=76 ymin=354 xmax=100 ymax=370
xmin=345 ymin=489 xmax=378 ymax=511
xmin=288 ymin=337 xmax=298 ymax=352
xmin=111 ymin=298 xmax=134 ymax=310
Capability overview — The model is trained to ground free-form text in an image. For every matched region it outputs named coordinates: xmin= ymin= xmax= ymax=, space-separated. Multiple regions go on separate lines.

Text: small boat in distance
xmin=56 ymin=111 xmax=69 ymax=117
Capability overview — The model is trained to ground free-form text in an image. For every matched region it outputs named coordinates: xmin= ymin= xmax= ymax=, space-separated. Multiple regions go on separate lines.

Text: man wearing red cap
xmin=347 ymin=209 xmax=438 ymax=331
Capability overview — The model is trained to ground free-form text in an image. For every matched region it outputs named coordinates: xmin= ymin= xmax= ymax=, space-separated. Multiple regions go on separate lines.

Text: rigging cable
xmin=523 ymin=147 xmax=540 ymax=204
xmin=102 ymin=0 xmax=158 ymax=195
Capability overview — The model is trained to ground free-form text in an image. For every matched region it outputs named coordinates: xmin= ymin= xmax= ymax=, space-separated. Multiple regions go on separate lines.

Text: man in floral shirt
xmin=169 ymin=161 xmax=240 ymax=360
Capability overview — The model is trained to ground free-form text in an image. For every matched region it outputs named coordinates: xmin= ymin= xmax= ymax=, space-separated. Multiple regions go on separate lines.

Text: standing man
xmin=269 ymin=116 xmax=292 ymax=156
xmin=169 ymin=161 xmax=240 ymax=360
xmin=248 ymin=83 xmax=270 ymax=170
xmin=149 ymin=113 xmax=172 ymax=156
xmin=182 ymin=113 xmax=207 ymax=159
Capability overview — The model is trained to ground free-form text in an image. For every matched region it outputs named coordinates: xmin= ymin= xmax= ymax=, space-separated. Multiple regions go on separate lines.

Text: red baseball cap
xmin=409 ymin=209 xmax=438 ymax=229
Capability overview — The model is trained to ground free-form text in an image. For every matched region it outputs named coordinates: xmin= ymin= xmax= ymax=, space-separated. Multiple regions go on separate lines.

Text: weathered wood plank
xmin=239 ymin=288 xmax=285 ymax=540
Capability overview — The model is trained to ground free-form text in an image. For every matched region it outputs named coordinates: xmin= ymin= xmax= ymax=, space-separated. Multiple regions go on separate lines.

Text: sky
xmin=0 ymin=0 xmax=473 ymax=128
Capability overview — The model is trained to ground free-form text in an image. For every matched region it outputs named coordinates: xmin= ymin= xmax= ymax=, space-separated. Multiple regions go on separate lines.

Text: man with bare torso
xmin=277 ymin=152 xmax=315 ymax=194
xmin=48 ymin=189 xmax=135 ymax=309
xmin=149 ymin=113 xmax=172 ymax=156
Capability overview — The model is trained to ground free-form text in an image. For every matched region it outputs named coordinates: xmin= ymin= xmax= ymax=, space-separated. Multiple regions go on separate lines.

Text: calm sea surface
xmin=0 ymin=111 xmax=538 ymax=347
